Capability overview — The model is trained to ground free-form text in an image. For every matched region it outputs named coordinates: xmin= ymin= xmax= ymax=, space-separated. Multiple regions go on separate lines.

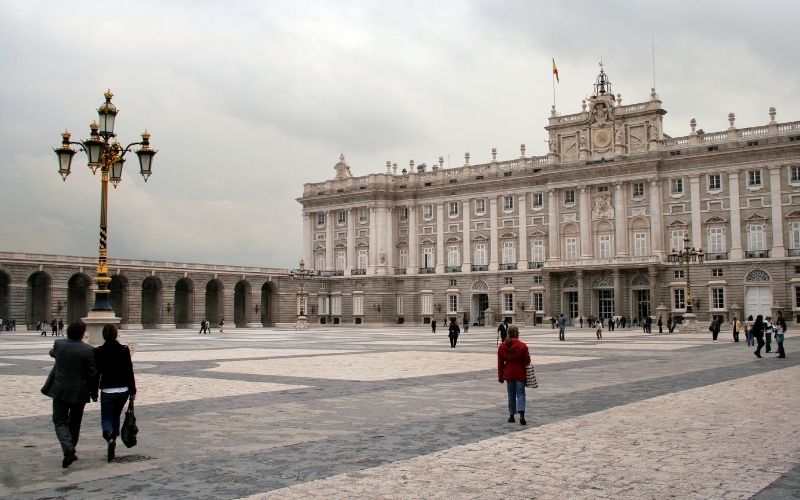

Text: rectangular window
xmin=502 ymin=241 xmax=515 ymax=264
xmin=357 ymin=249 xmax=368 ymax=269
xmin=564 ymin=190 xmax=575 ymax=204
xmin=317 ymin=213 xmax=326 ymax=227
xmin=398 ymin=248 xmax=408 ymax=268
xmin=532 ymin=193 xmax=543 ymax=208
xmin=399 ymin=207 xmax=408 ymax=222
xmin=796 ymin=286 xmax=800 ymax=308
xmin=423 ymin=205 xmax=433 ymax=220
xmin=670 ymin=229 xmax=686 ymax=253
xmin=599 ymin=234 xmax=612 ymax=259
xmin=748 ymin=224 xmax=765 ymax=251
xmin=533 ymin=276 xmax=543 ymax=284
xmin=748 ymin=170 xmax=762 ymax=187
xmin=396 ymin=295 xmax=404 ymax=316
xmin=504 ymin=277 xmax=513 ymax=285
xmin=319 ymin=296 xmax=329 ymax=315
xmin=503 ymin=195 xmax=514 ymax=211
xmin=359 ymin=209 xmax=368 ymax=223
xmin=448 ymin=201 xmax=459 ymax=217
xmin=332 ymin=295 xmax=342 ymax=315
xmin=533 ymin=292 xmax=543 ymax=312
xmin=712 ymin=288 xmax=725 ymax=309
xmin=673 ymin=288 xmax=685 ymax=310
xmin=448 ymin=295 xmax=458 ymax=313
xmin=447 ymin=245 xmax=460 ymax=267
xmin=792 ymin=165 xmax=800 ymax=183
xmin=353 ymin=295 xmax=364 ymax=316
xmin=421 ymin=294 xmax=433 ymax=315
xmin=708 ymin=174 xmax=721 ymax=191
xmin=336 ymin=250 xmax=346 ymax=271
xmin=565 ymin=237 xmax=577 ymax=260
xmin=671 ymin=178 xmax=683 ymax=195
xmin=449 ymin=279 xmax=457 ymax=287
xmin=316 ymin=256 xmax=326 ymax=270
xmin=531 ymin=240 xmax=545 ymax=263
xmin=674 ymin=270 xmax=685 ymax=279
xmin=503 ymin=293 xmax=514 ymax=312
xmin=474 ymin=243 xmax=487 ymax=266
xmin=337 ymin=211 xmax=346 ymax=224
xmin=422 ymin=247 xmax=434 ymax=268
xmin=475 ymin=199 xmax=486 ymax=215
xmin=633 ymin=182 xmax=645 ymax=198
xmin=791 ymin=221 xmax=800 ymax=249
xmin=634 ymin=232 xmax=647 ymax=257
xmin=711 ymin=268 xmax=723 ymax=277
xmin=709 ymin=227 xmax=725 ymax=253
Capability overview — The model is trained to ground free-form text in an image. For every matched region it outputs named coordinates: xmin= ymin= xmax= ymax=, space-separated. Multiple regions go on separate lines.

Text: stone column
xmin=769 ymin=166 xmax=785 ymax=257
xmin=518 ymin=194 xmax=528 ymax=268
xmin=376 ymin=204 xmax=388 ymax=275
xmin=489 ymin=197 xmax=499 ymax=271
xmin=648 ymin=266 xmax=659 ymax=317
xmin=302 ymin=211 xmax=313 ymax=269
xmin=614 ymin=181 xmax=628 ymax=256
xmin=325 ymin=211 xmax=334 ymax=271
xmin=729 ymin=172 xmax=743 ymax=260
xmin=461 ymin=198 xmax=471 ymax=272
xmin=689 ymin=175 xmax=702 ymax=248
xmin=436 ymin=203 xmax=445 ymax=273
xmin=548 ymin=189 xmax=560 ymax=261
xmin=649 ymin=179 xmax=663 ymax=256
xmin=368 ymin=204 xmax=377 ymax=274
xmin=613 ymin=271 xmax=622 ymax=318
xmin=346 ymin=208 xmax=355 ymax=275
xmin=385 ymin=206 xmax=395 ymax=272
xmin=408 ymin=204 xmax=418 ymax=275
xmin=579 ymin=185 xmax=592 ymax=259
xmin=576 ymin=270 xmax=585 ymax=320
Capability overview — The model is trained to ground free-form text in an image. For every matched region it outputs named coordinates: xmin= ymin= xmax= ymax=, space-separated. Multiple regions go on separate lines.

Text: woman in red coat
xmin=497 ymin=325 xmax=531 ymax=425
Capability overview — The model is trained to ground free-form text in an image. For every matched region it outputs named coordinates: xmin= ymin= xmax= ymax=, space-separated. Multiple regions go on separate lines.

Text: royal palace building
xmin=298 ymin=68 xmax=800 ymax=327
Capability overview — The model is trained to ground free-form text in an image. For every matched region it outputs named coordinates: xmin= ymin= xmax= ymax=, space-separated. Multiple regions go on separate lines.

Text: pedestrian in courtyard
xmin=551 ymin=316 xmax=556 ymax=329
xmin=94 ymin=324 xmax=136 ymax=463
xmin=745 ymin=315 xmax=755 ymax=346
xmin=776 ymin=311 xmax=787 ymax=336
xmin=595 ymin=319 xmax=603 ymax=339
xmin=497 ymin=318 xmax=509 ymax=345
xmin=710 ymin=317 xmax=721 ymax=343
xmin=448 ymin=319 xmax=460 ymax=348
xmin=219 ymin=318 xmax=224 ymax=333
xmin=764 ymin=316 xmax=773 ymax=353
xmin=752 ymin=314 xmax=765 ymax=358
xmin=657 ymin=315 xmax=663 ymax=333
xmin=51 ymin=319 xmax=58 ymax=336
xmin=199 ymin=318 xmax=206 ymax=334
xmin=41 ymin=320 xmax=97 ymax=468
xmin=558 ymin=313 xmax=567 ymax=341
xmin=732 ymin=317 xmax=742 ymax=343
xmin=579 ymin=316 xmax=584 ymax=328
xmin=498 ymin=325 xmax=530 ymax=425
xmin=431 ymin=319 xmax=437 ymax=334
xmin=773 ymin=317 xmax=786 ymax=358
xmin=58 ymin=319 xmax=64 ymax=336
xmin=666 ymin=316 xmax=673 ymax=333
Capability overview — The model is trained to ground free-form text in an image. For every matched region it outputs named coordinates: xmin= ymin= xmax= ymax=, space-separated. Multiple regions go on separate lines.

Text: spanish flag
xmin=552 ymin=58 xmax=559 ymax=83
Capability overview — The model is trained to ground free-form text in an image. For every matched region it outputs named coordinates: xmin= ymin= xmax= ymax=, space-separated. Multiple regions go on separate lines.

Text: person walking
xmin=199 ymin=318 xmax=207 ymax=334
xmin=219 ymin=318 xmax=225 ymax=333
xmin=51 ymin=319 xmax=58 ymax=336
xmin=657 ymin=315 xmax=663 ymax=333
xmin=497 ymin=318 xmax=509 ymax=345
xmin=94 ymin=324 xmax=136 ymax=462
xmin=579 ymin=316 xmax=584 ymax=328
xmin=666 ymin=316 xmax=673 ymax=333
xmin=774 ymin=317 xmax=786 ymax=358
xmin=745 ymin=315 xmax=755 ymax=346
xmin=752 ymin=314 xmax=765 ymax=358
xmin=41 ymin=321 xmax=97 ymax=468
xmin=431 ymin=319 xmax=437 ymax=334
xmin=764 ymin=316 xmax=773 ymax=353
xmin=732 ymin=317 xmax=742 ymax=343
xmin=710 ymin=317 xmax=721 ymax=343
xmin=497 ymin=325 xmax=531 ymax=426
xmin=448 ymin=320 xmax=460 ymax=348
xmin=595 ymin=319 xmax=603 ymax=339
xmin=558 ymin=314 xmax=567 ymax=341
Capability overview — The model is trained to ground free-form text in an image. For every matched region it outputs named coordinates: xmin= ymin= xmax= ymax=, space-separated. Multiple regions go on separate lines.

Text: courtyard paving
xmin=0 ymin=323 xmax=797 ymax=499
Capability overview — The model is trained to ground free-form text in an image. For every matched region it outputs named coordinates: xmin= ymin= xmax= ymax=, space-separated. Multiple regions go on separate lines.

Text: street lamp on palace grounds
xmin=668 ymin=234 xmax=705 ymax=334
xmin=54 ymin=90 xmax=156 ymax=344
xmin=289 ymin=258 xmax=315 ymax=331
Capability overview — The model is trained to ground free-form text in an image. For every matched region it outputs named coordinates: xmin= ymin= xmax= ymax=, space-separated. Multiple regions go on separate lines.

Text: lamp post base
xmin=680 ymin=312 xmax=700 ymax=335
xmin=294 ymin=315 xmax=309 ymax=331
xmin=82 ymin=310 xmax=121 ymax=346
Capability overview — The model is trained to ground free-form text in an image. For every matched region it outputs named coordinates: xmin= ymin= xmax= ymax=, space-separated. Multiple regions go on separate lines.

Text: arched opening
xmin=27 ymin=272 xmax=51 ymax=328
xmin=141 ymin=277 xmax=162 ymax=328
xmin=234 ymin=280 xmax=251 ymax=327
xmin=0 ymin=271 xmax=9 ymax=325
xmin=67 ymin=274 xmax=92 ymax=324
xmin=261 ymin=282 xmax=276 ymax=327
xmin=109 ymin=274 xmax=129 ymax=323
xmin=175 ymin=278 xmax=194 ymax=328
xmin=205 ymin=279 xmax=224 ymax=326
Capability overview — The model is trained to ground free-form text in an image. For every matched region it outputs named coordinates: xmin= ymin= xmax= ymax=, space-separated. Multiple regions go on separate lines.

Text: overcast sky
xmin=1 ymin=1 xmax=798 ymax=268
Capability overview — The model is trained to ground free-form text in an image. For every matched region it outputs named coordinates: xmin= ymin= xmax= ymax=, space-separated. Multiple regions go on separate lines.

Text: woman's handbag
xmin=121 ymin=400 xmax=138 ymax=448
xmin=525 ymin=364 xmax=539 ymax=389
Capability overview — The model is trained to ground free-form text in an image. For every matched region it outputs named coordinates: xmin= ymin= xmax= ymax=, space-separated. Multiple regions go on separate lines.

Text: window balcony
xmin=351 ymin=268 xmax=366 ymax=275
xmin=499 ymin=263 xmax=517 ymax=270
xmin=528 ymin=261 xmax=544 ymax=269
xmin=394 ymin=267 xmax=407 ymax=275
xmin=745 ymin=250 xmax=770 ymax=259
xmin=789 ymin=248 xmax=800 ymax=257
xmin=471 ymin=265 xmax=488 ymax=272
xmin=705 ymin=252 xmax=729 ymax=261
xmin=418 ymin=267 xmax=435 ymax=274
xmin=445 ymin=266 xmax=461 ymax=273
xmin=317 ymin=270 xmax=343 ymax=277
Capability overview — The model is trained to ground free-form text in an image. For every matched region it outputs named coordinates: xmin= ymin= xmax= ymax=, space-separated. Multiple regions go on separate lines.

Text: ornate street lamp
xmin=668 ymin=234 xmax=704 ymax=333
xmin=54 ymin=90 xmax=157 ymax=319
xmin=289 ymin=258 xmax=315 ymax=330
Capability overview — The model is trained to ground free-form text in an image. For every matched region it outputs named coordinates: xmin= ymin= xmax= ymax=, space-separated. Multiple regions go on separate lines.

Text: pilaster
xmin=614 ymin=181 xmax=628 ymax=256
xmin=435 ymin=203 xmax=445 ymax=274
xmin=346 ymin=208 xmax=355 ymax=274
xmin=548 ymin=189 xmax=560 ymax=261
xmin=648 ymin=179 xmax=663 ymax=256
xmin=489 ymin=197 xmax=499 ymax=271
xmin=518 ymin=194 xmax=528 ymax=266
xmin=579 ymin=185 xmax=591 ymax=259
xmin=769 ymin=166 xmax=785 ymax=257
xmin=461 ymin=198 xmax=471 ymax=272
xmin=729 ymin=172 xmax=743 ymax=260
xmin=689 ymin=175 xmax=702 ymax=248
xmin=408 ymin=204 xmax=418 ymax=275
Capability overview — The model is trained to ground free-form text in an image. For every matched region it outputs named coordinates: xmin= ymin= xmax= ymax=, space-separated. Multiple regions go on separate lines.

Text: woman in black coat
xmin=95 ymin=324 xmax=136 ymax=462
xmin=751 ymin=314 xmax=765 ymax=358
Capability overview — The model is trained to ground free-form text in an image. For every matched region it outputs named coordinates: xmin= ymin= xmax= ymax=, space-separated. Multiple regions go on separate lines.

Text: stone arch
xmin=561 ymin=223 xmax=579 ymax=236
xmin=205 ymin=279 xmax=224 ymax=325
xmin=67 ymin=273 xmax=92 ymax=324
xmin=745 ymin=269 xmax=771 ymax=283
xmin=563 ymin=277 xmax=578 ymax=289
xmin=631 ymin=273 xmax=650 ymax=288
xmin=470 ymin=280 xmax=489 ymax=291
xmin=109 ymin=274 xmax=129 ymax=324
xmin=234 ymin=280 xmax=251 ymax=327
xmin=594 ymin=220 xmax=614 ymax=234
xmin=27 ymin=271 xmax=51 ymax=328
xmin=141 ymin=276 xmax=163 ymax=328
xmin=175 ymin=278 xmax=195 ymax=328
xmin=260 ymin=282 xmax=277 ymax=326
xmin=0 ymin=270 xmax=9 ymax=324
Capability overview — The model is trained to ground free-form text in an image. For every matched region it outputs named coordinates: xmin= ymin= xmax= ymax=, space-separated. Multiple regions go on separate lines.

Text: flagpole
xmin=552 ymin=73 xmax=556 ymax=109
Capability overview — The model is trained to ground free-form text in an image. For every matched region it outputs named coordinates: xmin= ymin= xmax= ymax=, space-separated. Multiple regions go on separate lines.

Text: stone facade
xmin=299 ymin=68 xmax=800 ymax=327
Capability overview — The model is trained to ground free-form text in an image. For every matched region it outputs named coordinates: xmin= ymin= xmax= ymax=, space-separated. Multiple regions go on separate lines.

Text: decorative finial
xmin=386 ymin=160 xmax=392 ymax=173
xmin=339 ymin=153 xmax=345 ymax=163
xmin=551 ymin=104 xmax=557 ymax=117
xmin=616 ymin=93 xmax=622 ymax=106
xmin=581 ymin=99 xmax=587 ymax=112
xmin=520 ymin=144 xmax=526 ymax=157
xmin=650 ymin=88 xmax=657 ymax=100
xmin=769 ymin=106 xmax=776 ymax=124
xmin=690 ymin=118 xmax=697 ymax=134
xmin=728 ymin=113 xmax=735 ymax=129
xmin=491 ymin=148 xmax=497 ymax=161
xmin=438 ymin=156 xmax=444 ymax=169
xmin=104 ymin=89 xmax=114 ymax=101
xmin=464 ymin=152 xmax=470 ymax=165
xmin=61 ymin=130 xmax=72 ymax=143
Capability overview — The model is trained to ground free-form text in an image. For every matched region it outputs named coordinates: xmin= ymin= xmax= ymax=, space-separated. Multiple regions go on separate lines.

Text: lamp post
xmin=54 ymin=90 xmax=156 ymax=344
xmin=289 ymin=258 xmax=314 ymax=330
xmin=668 ymin=234 xmax=704 ymax=334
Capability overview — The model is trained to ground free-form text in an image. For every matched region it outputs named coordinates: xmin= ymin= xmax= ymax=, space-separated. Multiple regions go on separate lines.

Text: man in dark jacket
xmin=42 ymin=321 xmax=97 ymax=468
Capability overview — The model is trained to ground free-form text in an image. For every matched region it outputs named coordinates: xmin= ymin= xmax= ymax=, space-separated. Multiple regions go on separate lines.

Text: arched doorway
xmin=27 ymin=272 xmax=51 ymax=328
xmin=67 ymin=274 xmax=92 ymax=323
xmin=205 ymin=279 xmax=224 ymax=326
xmin=744 ymin=270 xmax=772 ymax=319
xmin=141 ymin=277 xmax=162 ymax=328
xmin=175 ymin=278 xmax=194 ymax=328
xmin=109 ymin=274 xmax=129 ymax=323
xmin=234 ymin=280 xmax=251 ymax=327
xmin=0 ymin=271 xmax=9 ymax=324
xmin=260 ymin=282 xmax=276 ymax=327
xmin=470 ymin=280 xmax=489 ymax=327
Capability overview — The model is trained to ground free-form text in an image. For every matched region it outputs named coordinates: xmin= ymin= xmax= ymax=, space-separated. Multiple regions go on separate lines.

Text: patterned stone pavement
xmin=0 ymin=324 xmax=796 ymax=499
